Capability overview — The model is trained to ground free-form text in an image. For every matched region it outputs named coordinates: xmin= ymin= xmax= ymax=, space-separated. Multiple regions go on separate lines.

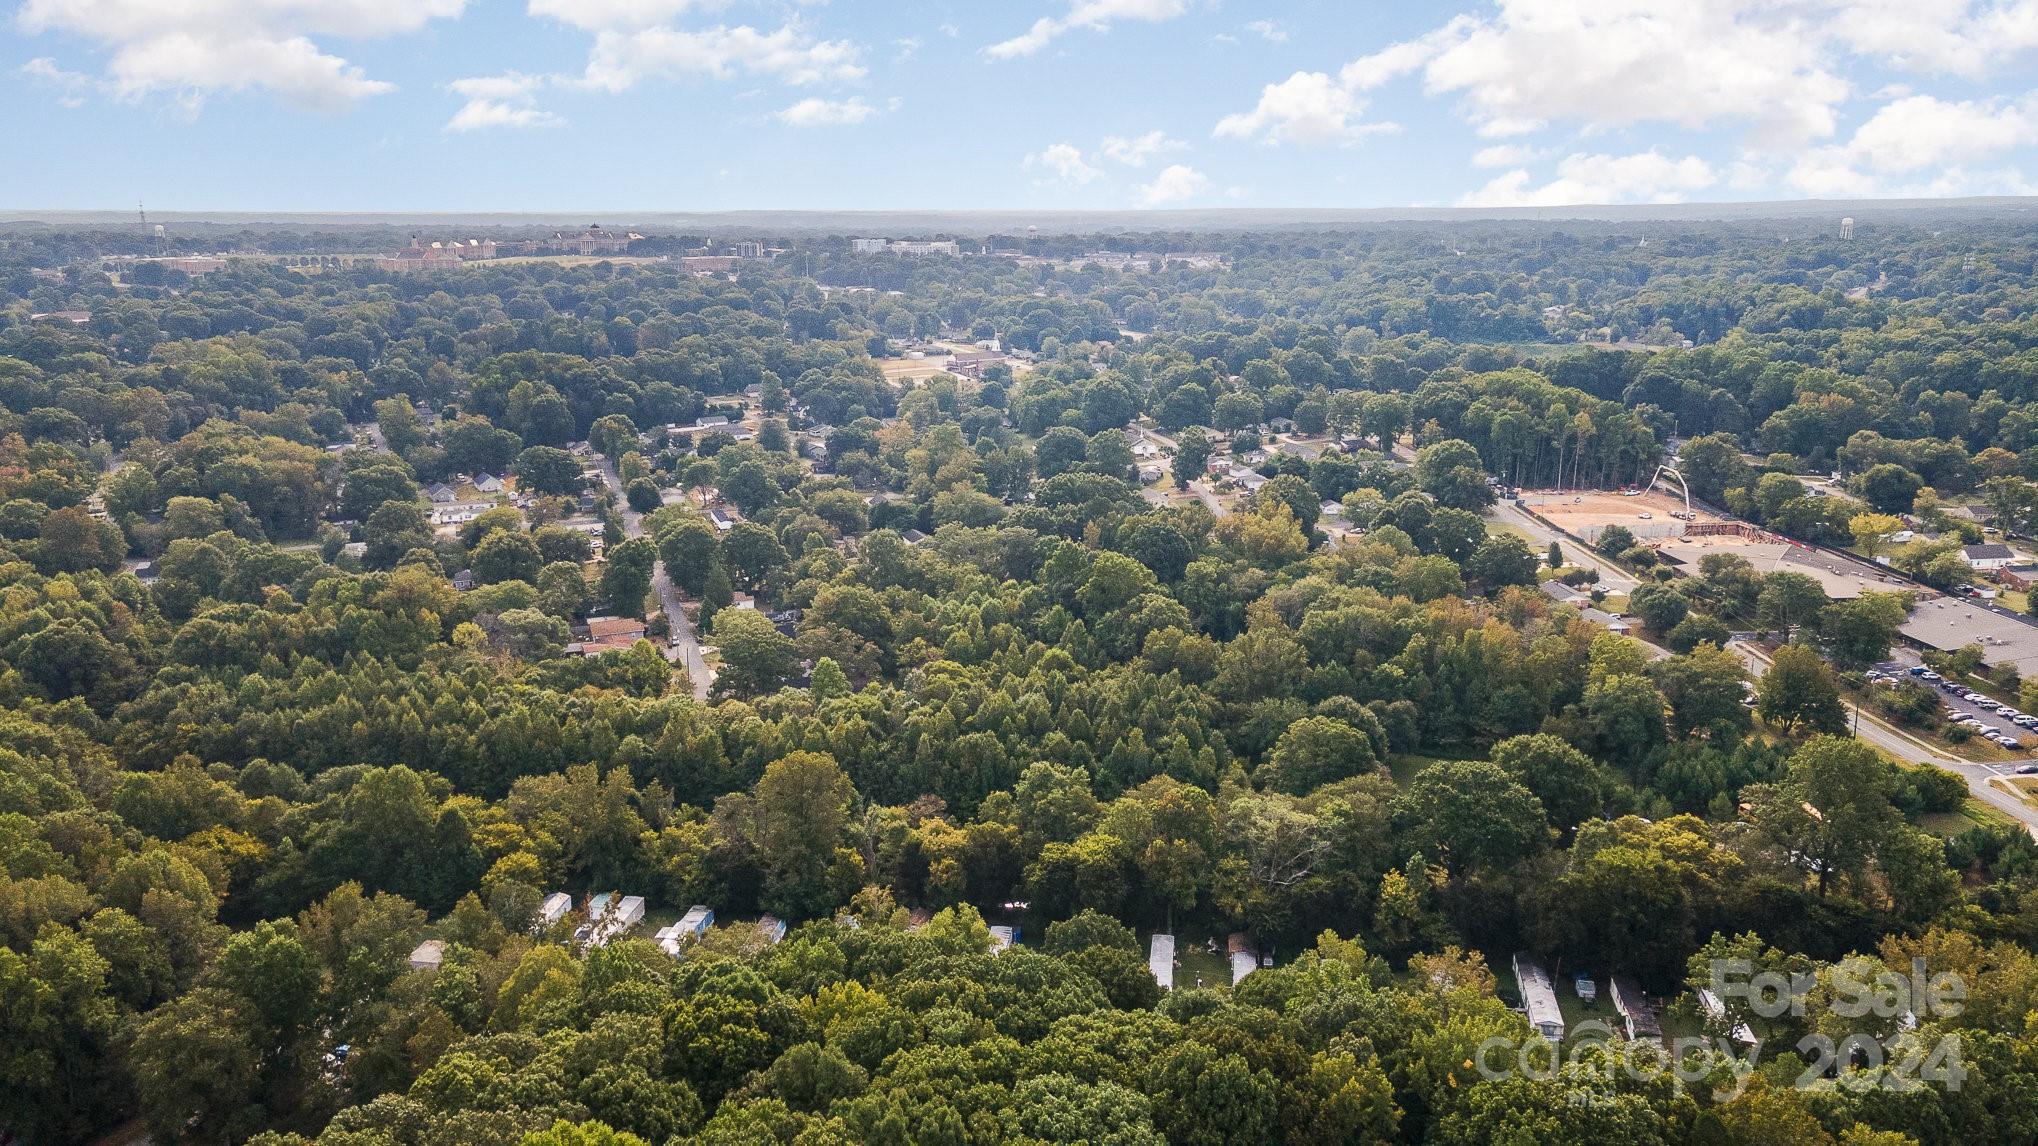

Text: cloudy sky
xmin=7 ymin=0 xmax=2038 ymax=210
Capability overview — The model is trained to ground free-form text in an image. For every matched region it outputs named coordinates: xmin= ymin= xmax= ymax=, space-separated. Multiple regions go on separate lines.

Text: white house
xmin=1964 ymin=543 xmax=2016 ymax=571
xmin=539 ymin=892 xmax=572 ymax=927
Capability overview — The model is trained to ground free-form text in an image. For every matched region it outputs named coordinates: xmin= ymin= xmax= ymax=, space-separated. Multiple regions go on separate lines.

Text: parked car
xmin=1922 ymin=671 xmax=1943 ymax=682
xmin=1908 ymin=666 xmax=1929 ymax=676
xmin=2017 ymin=764 xmax=2038 ymax=775
xmin=1966 ymin=693 xmax=1988 ymax=703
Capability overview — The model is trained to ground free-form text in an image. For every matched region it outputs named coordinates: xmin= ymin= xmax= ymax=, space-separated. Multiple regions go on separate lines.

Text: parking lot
xmin=1873 ymin=656 xmax=2038 ymax=775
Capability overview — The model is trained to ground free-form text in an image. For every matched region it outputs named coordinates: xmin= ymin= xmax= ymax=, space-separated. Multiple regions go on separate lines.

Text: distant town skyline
xmin=7 ymin=1 xmax=2038 ymax=211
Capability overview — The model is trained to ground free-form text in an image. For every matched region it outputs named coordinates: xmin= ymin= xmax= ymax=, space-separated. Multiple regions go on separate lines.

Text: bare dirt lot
xmin=1518 ymin=489 xmax=1718 ymax=542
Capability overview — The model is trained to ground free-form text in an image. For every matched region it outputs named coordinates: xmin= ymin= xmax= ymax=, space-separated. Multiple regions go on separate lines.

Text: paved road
xmin=1721 ymin=641 xmax=2038 ymax=838
xmin=593 ymin=453 xmax=712 ymax=700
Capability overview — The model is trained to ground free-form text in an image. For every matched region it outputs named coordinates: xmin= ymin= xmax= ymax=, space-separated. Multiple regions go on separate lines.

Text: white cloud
xmin=775 ymin=96 xmax=876 ymax=126
xmin=1788 ymin=91 xmax=2038 ymax=194
xmin=1100 ymin=129 xmax=1184 ymax=166
xmin=1471 ymin=144 xmax=1537 ymax=168
xmin=1458 ymin=150 xmax=1718 ymax=206
xmin=17 ymin=0 xmax=465 ymax=110
xmin=1315 ymin=0 xmax=2038 ymax=159
xmin=1371 ymin=1 xmax=1846 ymax=149
xmin=576 ymin=23 xmax=866 ymax=92
xmin=1245 ymin=19 xmax=1288 ymax=43
xmin=1214 ymin=71 xmax=1397 ymax=146
xmin=1829 ymin=0 xmax=2038 ymax=76
xmin=1025 ymin=142 xmax=1103 ymax=185
xmin=987 ymin=0 xmax=1189 ymax=59
xmin=1138 ymin=163 xmax=1209 ymax=205
xmin=526 ymin=0 xmax=704 ymax=33
xmin=20 ymin=56 xmax=95 ymax=106
xmin=445 ymin=71 xmax=563 ymax=131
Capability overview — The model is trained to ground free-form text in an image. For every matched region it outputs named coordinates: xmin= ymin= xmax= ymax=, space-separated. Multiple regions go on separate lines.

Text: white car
xmin=1966 ymin=693 xmax=1988 ymax=703
xmin=1638 ymin=511 xmax=1654 ymax=519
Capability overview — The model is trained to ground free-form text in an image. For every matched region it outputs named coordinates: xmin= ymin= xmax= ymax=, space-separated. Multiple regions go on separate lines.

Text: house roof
xmin=1965 ymin=543 xmax=2015 ymax=560
xmin=587 ymin=616 xmax=648 ymax=639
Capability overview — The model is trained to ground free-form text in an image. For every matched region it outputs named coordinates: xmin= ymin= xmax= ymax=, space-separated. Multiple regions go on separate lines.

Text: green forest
xmin=6 ymin=217 xmax=2038 ymax=1145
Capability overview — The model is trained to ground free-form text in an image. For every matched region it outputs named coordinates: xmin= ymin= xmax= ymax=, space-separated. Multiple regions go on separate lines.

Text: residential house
xmin=1611 ymin=976 xmax=1662 ymax=1043
xmin=1541 ymin=580 xmax=1592 ymax=606
xmin=1580 ymin=607 xmax=1632 ymax=634
xmin=1227 ymin=933 xmax=1258 ymax=986
xmin=1149 ymin=933 xmax=1176 ymax=991
xmin=1511 ymin=952 xmax=1566 ymax=1041
xmin=1964 ymin=543 xmax=2017 ymax=571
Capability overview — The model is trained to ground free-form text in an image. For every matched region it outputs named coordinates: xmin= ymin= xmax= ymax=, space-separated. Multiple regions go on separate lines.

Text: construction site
xmin=1518 ymin=483 xmax=1907 ymax=600
xmin=1517 ymin=489 xmax=1724 ymax=545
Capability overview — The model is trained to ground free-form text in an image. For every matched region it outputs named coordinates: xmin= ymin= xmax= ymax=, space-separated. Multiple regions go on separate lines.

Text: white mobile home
xmin=539 ymin=892 xmax=572 ymax=926
xmin=1698 ymin=988 xmax=1758 ymax=1046
xmin=1149 ymin=933 xmax=1176 ymax=991
xmin=1512 ymin=952 xmax=1565 ymax=1041
xmin=1610 ymin=976 xmax=1661 ymax=1043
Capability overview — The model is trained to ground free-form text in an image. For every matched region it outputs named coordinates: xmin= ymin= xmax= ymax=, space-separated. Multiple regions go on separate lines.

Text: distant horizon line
xmin=4 ymin=196 xmax=2034 ymax=232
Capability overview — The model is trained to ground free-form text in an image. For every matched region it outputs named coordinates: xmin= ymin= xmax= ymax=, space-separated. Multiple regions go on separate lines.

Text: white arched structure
xmin=1646 ymin=464 xmax=1692 ymax=511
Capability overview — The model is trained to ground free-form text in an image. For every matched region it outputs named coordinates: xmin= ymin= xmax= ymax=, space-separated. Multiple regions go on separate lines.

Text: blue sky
xmin=6 ymin=0 xmax=2038 ymax=211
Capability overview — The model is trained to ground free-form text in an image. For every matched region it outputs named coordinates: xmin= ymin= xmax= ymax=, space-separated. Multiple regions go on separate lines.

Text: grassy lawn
xmin=1918 ymin=799 xmax=2017 ymax=837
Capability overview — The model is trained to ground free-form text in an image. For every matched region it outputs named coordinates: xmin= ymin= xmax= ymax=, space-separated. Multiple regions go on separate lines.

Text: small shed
xmin=408 ymin=939 xmax=444 ymax=971
xmin=539 ymin=892 xmax=572 ymax=926
xmin=988 ymin=925 xmax=1017 ymax=955
xmin=757 ymin=915 xmax=788 ymax=945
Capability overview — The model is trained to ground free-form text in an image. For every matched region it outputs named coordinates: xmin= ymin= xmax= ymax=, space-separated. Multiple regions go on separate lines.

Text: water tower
xmin=1839 ymin=217 xmax=1855 ymax=240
